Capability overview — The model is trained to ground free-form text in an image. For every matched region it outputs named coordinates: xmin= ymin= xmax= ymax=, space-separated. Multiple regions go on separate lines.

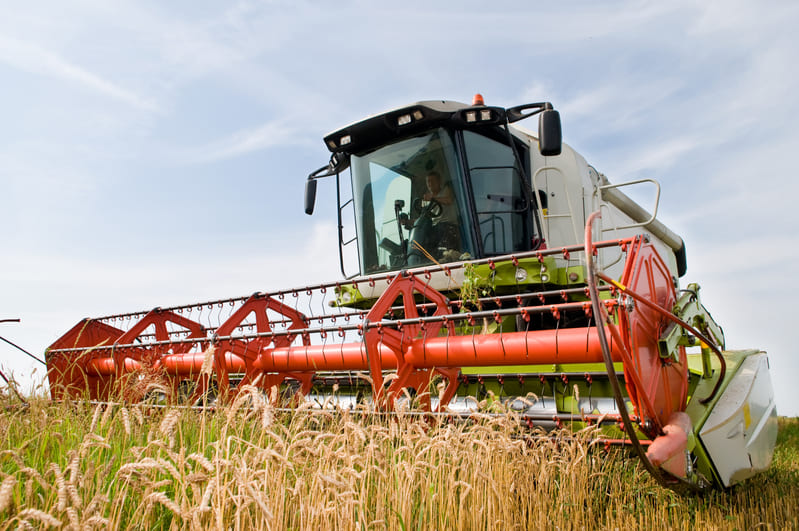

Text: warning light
xmin=472 ymin=93 xmax=485 ymax=106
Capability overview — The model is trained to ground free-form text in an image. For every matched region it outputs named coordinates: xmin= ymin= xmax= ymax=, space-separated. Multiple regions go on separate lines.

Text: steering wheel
xmin=411 ymin=197 xmax=443 ymax=222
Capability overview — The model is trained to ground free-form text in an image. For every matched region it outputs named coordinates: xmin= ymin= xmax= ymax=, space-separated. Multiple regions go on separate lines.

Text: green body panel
xmin=456 ymin=368 xmax=620 ymax=413
xmin=470 ymin=257 xmax=587 ymax=294
xmin=334 ymin=258 xmax=588 ymax=308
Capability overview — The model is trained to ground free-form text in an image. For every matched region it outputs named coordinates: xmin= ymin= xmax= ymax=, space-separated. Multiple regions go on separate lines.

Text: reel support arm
xmin=596 ymin=272 xmax=726 ymax=405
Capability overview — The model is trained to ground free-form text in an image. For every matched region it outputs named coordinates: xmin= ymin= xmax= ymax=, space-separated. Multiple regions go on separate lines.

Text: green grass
xmin=0 ymin=390 xmax=796 ymax=530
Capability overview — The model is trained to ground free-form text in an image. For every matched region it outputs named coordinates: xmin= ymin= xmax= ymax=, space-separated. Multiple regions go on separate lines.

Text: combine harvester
xmin=46 ymin=95 xmax=777 ymax=492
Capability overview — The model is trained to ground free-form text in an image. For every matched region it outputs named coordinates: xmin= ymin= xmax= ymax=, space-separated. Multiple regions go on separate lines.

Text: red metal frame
xmin=46 ymin=235 xmax=681 ymax=417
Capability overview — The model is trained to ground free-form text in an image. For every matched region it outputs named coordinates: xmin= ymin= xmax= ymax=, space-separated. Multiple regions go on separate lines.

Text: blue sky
xmin=1 ymin=1 xmax=798 ymax=415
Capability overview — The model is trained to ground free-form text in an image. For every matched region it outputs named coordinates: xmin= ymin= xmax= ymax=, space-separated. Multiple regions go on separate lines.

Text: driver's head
xmin=425 ymin=171 xmax=442 ymax=194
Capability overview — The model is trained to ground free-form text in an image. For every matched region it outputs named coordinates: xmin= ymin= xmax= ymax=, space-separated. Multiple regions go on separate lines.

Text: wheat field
xmin=0 ymin=386 xmax=797 ymax=530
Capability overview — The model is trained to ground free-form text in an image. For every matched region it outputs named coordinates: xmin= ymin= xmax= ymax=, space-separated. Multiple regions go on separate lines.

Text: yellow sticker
xmin=743 ymin=402 xmax=752 ymax=431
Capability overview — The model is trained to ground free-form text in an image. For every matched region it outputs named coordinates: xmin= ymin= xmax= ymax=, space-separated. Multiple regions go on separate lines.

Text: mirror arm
xmin=505 ymin=102 xmax=553 ymax=124
xmin=308 ymin=151 xmax=351 ymax=179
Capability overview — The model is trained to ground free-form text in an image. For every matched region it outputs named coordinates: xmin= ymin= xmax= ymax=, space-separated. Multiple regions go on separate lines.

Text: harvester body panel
xmin=698 ymin=351 xmax=778 ymax=486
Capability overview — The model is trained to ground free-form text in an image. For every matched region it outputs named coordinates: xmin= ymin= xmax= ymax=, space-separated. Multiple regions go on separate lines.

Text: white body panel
xmin=343 ymin=268 xmax=465 ymax=302
xmin=699 ymin=352 xmax=779 ymax=486
xmin=517 ymin=126 xmax=680 ymax=280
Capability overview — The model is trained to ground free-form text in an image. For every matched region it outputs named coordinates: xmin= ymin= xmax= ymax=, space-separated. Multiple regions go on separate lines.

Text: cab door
xmin=461 ymin=130 xmax=538 ymax=256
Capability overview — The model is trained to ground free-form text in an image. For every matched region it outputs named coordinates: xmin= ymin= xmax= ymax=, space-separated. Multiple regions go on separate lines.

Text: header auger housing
xmin=47 ymin=96 xmax=777 ymax=493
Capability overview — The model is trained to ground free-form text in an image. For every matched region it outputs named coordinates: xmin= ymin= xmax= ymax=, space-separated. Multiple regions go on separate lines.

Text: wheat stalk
xmin=146 ymin=491 xmax=184 ymax=518
xmin=47 ymin=463 xmax=68 ymax=512
xmin=65 ymin=506 xmax=80 ymax=529
xmin=89 ymin=403 xmax=103 ymax=433
xmin=99 ymin=403 xmax=114 ymax=430
xmin=119 ymin=407 xmax=131 ymax=436
xmin=188 ymin=452 xmax=214 ymax=474
xmin=200 ymin=345 xmax=215 ymax=376
xmin=196 ymin=476 xmax=216 ymax=514
xmin=158 ymin=409 xmax=181 ymax=448
xmin=0 ymin=475 xmax=16 ymax=513
xmin=17 ymin=508 xmax=62 ymax=527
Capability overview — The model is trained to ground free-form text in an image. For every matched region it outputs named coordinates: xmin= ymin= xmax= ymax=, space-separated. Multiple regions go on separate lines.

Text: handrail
xmin=532 ymin=165 xmax=581 ymax=245
xmin=598 ymin=178 xmax=661 ymax=230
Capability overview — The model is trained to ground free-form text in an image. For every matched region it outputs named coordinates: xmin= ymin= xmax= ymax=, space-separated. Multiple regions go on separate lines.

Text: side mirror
xmin=304 ymin=153 xmax=350 ymax=215
xmin=304 ymin=178 xmax=318 ymax=215
xmin=538 ymin=109 xmax=562 ymax=156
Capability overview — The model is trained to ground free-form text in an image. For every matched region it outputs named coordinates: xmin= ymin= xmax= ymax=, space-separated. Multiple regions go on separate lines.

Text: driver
xmin=422 ymin=171 xmax=459 ymax=250
xmin=402 ymin=170 xmax=460 ymax=255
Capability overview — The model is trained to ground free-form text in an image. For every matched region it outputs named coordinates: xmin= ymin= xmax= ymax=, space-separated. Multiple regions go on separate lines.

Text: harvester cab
xmin=306 ymin=98 xmax=562 ymax=268
xmin=46 ymin=95 xmax=778 ymax=494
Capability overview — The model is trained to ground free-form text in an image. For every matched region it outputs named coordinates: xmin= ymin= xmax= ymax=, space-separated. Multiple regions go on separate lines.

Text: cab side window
xmin=463 ymin=131 xmax=532 ymax=255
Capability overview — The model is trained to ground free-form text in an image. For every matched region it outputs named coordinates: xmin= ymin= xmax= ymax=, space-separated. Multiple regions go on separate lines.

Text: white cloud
xmin=0 ymin=34 xmax=158 ymax=112
xmin=189 ymin=119 xmax=312 ymax=163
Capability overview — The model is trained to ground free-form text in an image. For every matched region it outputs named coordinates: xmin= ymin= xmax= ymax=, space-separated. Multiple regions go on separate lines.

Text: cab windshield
xmin=350 ymin=128 xmax=473 ymax=273
xmin=349 ymin=126 xmax=537 ymax=275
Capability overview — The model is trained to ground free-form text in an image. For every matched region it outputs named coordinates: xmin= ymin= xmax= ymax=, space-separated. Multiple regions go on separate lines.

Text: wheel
xmin=412 ymin=197 xmax=442 ymax=222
